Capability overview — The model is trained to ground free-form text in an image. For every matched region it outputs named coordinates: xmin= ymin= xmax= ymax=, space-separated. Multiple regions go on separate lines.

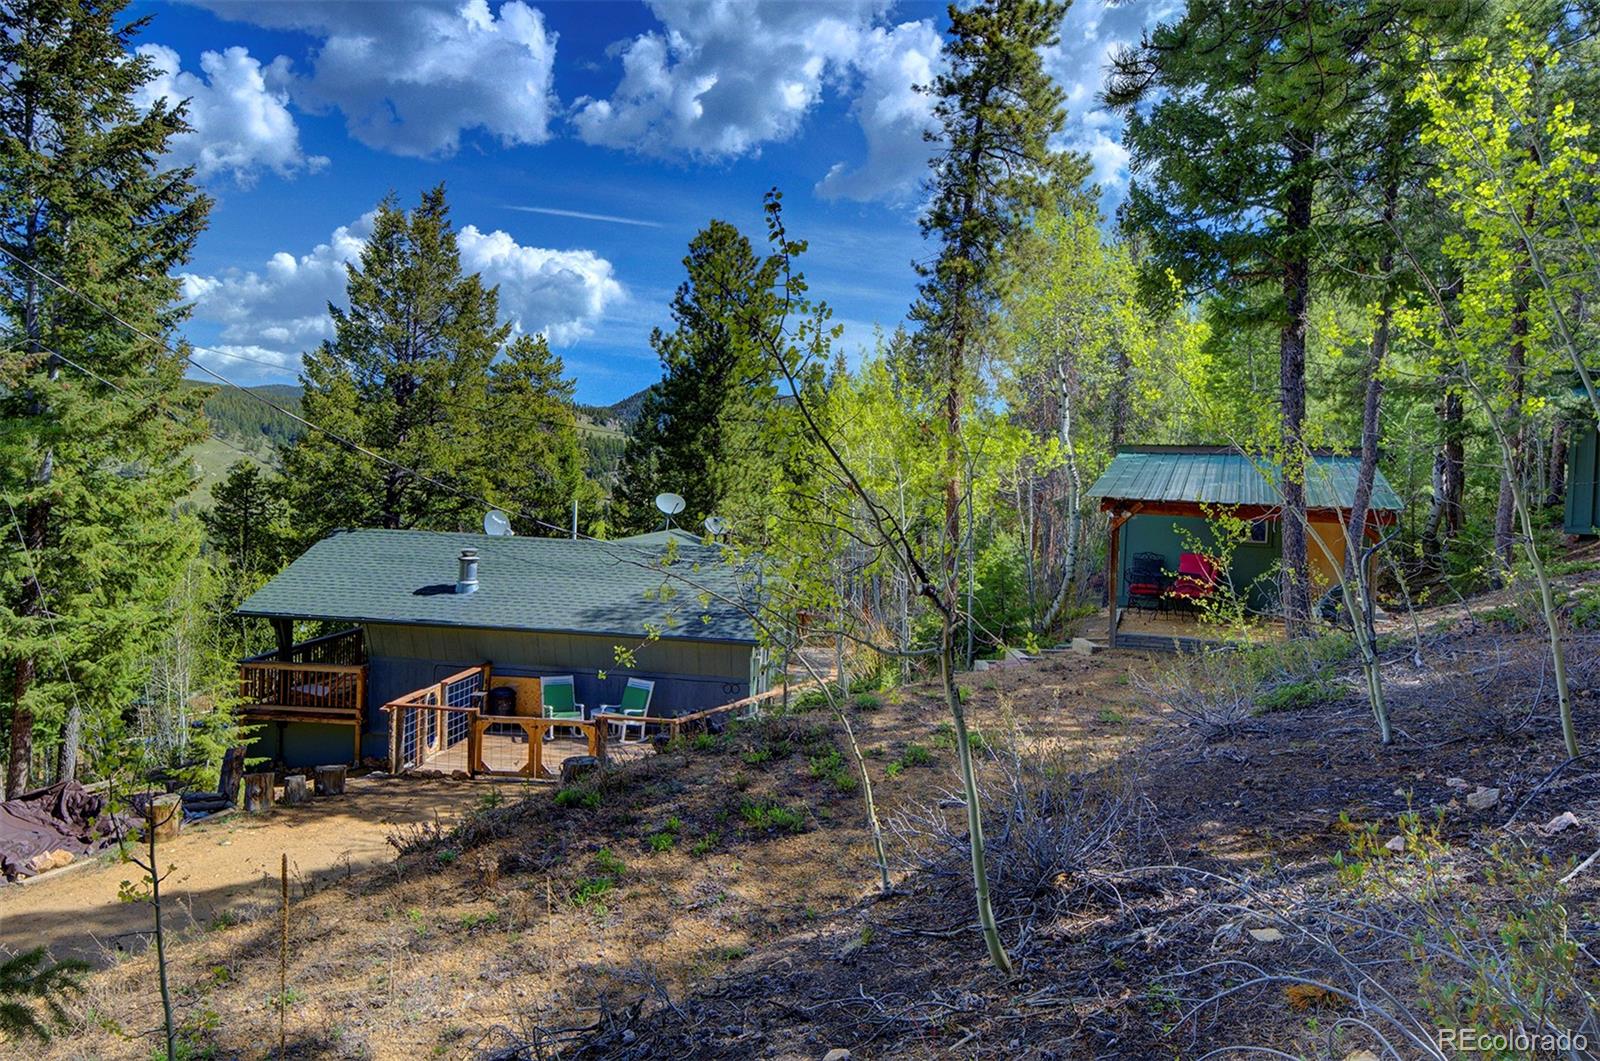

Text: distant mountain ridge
xmin=184 ymin=379 xmax=655 ymax=491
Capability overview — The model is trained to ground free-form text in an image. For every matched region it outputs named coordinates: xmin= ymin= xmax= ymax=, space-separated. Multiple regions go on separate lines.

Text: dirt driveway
xmin=0 ymin=776 xmax=496 ymax=966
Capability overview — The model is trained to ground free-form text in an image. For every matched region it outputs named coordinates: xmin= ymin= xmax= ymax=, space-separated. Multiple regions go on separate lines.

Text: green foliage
xmin=1255 ymin=678 xmax=1337 ymax=713
xmin=570 ymin=848 xmax=627 ymax=912
xmin=0 ymin=948 xmax=88 ymax=1042
xmin=898 ymin=744 xmax=934 ymax=768
xmin=807 ymin=749 xmax=859 ymax=794
xmin=612 ymin=219 xmax=810 ymax=536
xmin=0 ymin=0 xmax=213 ymax=790
xmin=193 ymin=382 xmax=303 ymax=449
xmin=201 ymin=461 xmax=293 ymax=578
xmin=283 ymin=186 xmax=593 ymax=541
xmin=554 ymin=785 xmax=601 ymax=810
xmin=738 ymin=799 xmax=807 ymax=834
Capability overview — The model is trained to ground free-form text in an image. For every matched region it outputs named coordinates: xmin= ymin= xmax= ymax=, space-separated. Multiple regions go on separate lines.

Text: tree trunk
xmin=1547 ymin=418 xmax=1568 ymax=509
xmin=1344 ymin=178 xmax=1397 ymax=581
xmin=1279 ymin=138 xmax=1314 ymax=634
xmin=312 ymin=764 xmax=347 ymax=797
xmin=6 ymin=660 xmax=34 ymax=799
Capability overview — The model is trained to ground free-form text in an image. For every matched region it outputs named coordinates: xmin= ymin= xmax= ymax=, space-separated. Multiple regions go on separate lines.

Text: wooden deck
xmin=1102 ymin=607 xmax=1288 ymax=651
xmin=424 ymin=732 xmax=650 ymax=778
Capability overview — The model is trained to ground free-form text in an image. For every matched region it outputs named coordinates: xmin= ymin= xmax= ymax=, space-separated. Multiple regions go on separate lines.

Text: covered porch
xmin=1087 ymin=447 xmax=1403 ymax=650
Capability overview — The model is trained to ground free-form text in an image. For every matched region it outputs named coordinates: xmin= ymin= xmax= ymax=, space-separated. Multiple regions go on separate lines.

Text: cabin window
xmin=1246 ymin=519 xmax=1272 ymax=545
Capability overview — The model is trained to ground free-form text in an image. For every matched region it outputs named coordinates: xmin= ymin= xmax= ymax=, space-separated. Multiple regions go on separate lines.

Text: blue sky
xmin=134 ymin=0 xmax=1179 ymax=404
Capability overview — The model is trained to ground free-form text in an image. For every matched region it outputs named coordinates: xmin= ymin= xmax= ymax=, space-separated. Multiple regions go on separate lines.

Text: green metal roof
xmin=1086 ymin=447 xmax=1403 ymax=511
xmin=611 ymin=528 xmax=706 ymax=547
xmin=236 ymin=529 xmax=759 ymax=645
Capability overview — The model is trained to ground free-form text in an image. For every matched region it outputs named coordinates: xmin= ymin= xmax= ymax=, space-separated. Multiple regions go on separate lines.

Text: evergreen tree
xmin=913 ymin=0 xmax=1069 ymax=975
xmin=613 ymin=220 xmax=780 ymax=536
xmin=201 ymin=460 xmax=292 ymax=579
xmin=482 ymin=334 xmax=595 ymax=533
xmin=283 ymin=186 xmax=509 ymax=538
xmin=0 ymin=0 xmax=211 ymax=793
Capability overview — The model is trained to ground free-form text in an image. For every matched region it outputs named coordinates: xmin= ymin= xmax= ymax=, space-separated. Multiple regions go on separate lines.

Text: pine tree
xmin=283 ymin=186 xmax=509 ymax=538
xmin=481 ymin=334 xmax=596 ymax=533
xmin=0 ymin=0 xmax=211 ymax=793
xmin=914 ymin=0 xmax=1069 ymax=975
xmin=613 ymin=220 xmax=780 ymax=536
xmin=202 ymin=460 xmax=292 ymax=579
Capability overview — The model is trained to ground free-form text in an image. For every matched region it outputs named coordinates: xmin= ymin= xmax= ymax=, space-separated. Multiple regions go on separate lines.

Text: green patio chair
xmin=601 ymin=678 xmax=655 ymax=743
xmin=541 ymin=675 xmax=585 ymax=740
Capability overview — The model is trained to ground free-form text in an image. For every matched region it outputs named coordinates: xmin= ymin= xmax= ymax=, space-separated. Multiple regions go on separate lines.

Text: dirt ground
xmin=0 ymin=776 xmax=494 ymax=967
xmin=13 ymin=563 xmax=1600 ymax=1058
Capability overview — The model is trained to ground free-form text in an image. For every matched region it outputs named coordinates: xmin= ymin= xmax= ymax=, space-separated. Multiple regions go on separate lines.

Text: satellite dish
xmin=704 ymin=515 xmax=727 ymax=535
xmin=483 ymin=509 xmax=513 ymax=537
xmin=655 ymin=493 xmax=685 ymax=516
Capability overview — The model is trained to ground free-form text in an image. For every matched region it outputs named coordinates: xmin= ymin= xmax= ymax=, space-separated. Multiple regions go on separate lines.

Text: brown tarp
xmin=0 ymin=781 xmax=121 ymax=881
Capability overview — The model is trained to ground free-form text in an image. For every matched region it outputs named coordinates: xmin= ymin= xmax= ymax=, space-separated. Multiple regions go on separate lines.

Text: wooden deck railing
xmin=592 ymin=680 xmax=813 ymax=743
xmin=383 ymin=664 xmax=490 ymax=774
xmin=243 ymin=626 xmax=366 ymax=667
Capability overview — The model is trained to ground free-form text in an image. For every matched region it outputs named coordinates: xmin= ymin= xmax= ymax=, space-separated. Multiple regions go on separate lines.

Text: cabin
xmin=1567 ymin=417 xmax=1600 ymax=537
xmin=234 ymin=528 xmax=766 ymax=774
xmin=1086 ymin=446 xmax=1402 ymax=649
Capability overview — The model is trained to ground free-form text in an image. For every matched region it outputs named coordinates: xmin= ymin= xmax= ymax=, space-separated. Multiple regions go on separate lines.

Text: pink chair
xmin=1168 ymin=552 xmax=1220 ymax=613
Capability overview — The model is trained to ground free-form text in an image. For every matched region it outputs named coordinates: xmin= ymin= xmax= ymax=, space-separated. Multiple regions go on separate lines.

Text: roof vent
xmin=456 ymin=548 xmax=479 ymax=595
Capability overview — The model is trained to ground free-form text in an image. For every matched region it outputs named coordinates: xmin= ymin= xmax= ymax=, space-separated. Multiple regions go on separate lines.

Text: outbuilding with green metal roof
xmin=1085 ymin=446 xmax=1402 ymax=648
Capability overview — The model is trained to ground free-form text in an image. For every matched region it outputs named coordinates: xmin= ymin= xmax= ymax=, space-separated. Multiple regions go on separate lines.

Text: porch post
xmin=271 ymin=617 xmax=294 ymax=660
xmin=1107 ymin=511 xmax=1123 ymax=648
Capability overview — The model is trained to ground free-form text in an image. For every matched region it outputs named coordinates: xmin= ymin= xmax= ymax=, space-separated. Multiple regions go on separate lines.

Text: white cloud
xmin=192 ymin=0 xmax=558 ymax=157
xmin=458 ymin=226 xmax=624 ymax=346
xmin=1042 ymin=0 xmax=1183 ymax=197
xmin=134 ymin=44 xmax=325 ymax=184
xmin=575 ymin=1 xmax=942 ymax=203
xmin=182 ymin=213 xmax=623 ymax=368
xmin=814 ymin=20 xmax=943 ymax=205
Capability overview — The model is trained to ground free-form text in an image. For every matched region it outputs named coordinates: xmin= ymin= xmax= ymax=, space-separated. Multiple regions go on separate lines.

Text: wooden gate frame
xmin=468 ymin=716 xmax=607 ymax=779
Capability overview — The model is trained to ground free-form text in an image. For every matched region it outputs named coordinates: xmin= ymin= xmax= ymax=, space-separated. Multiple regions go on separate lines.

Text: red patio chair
xmin=1167 ymin=552 xmax=1220 ymax=613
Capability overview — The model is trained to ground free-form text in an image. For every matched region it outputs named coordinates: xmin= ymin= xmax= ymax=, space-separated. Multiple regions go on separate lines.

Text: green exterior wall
xmin=255 ymin=623 xmax=761 ymax=769
xmin=1117 ymin=514 xmax=1283 ymax=612
xmin=1567 ymin=421 xmax=1600 ymax=536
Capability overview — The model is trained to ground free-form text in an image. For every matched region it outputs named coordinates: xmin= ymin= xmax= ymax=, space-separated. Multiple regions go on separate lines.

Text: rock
xmin=1445 ymin=776 xmax=1471 ymax=790
xmin=1344 ymin=1051 xmax=1380 ymax=1061
xmin=451 ymin=770 xmax=470 ymax=780
xmin=1384 ymin=835 xmax=1406 ymax=854
xmin=823 ymin=1050 xmax=852 ymax=1061
xmin=27 ymin=849 xmax=74 ymax=874
xmin=1542 ymin=811 xmax=1582 ymax=834
xmin=560 ymin=755 xmax=601 ymax=787
xmin=1069 ymin=637 xmax=1103 ymax=656
xmin=1466 ymin=786 xmax=1501 ymax=810
xmin=1248 ymin=927 xmax=1283 ymax=943
xmin=973 ymin=659 xmax=994 ymax=672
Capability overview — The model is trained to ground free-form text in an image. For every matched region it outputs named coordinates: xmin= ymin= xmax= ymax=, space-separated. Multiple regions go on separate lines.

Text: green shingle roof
xmin=236 ymin=529 xmax=759 ymax=644
xmin=1086 ymin=447 xmax=1403 ymax=511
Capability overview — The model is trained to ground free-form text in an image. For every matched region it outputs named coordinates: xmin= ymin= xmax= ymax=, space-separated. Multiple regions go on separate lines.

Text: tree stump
xmin=313 ymin=764 xmax=347 ymax=797
xmin=281 ymin=775 xmax=311 ymax=806
xmin=218 ymin=746 xmax=247 ymax=805
xmin=560 ymin=755 xmax=600 ymax=787
xmin=147 ymin=794 xmax=183 ymax=842
xmin=243 ymin=772 xmax=276 ymax=814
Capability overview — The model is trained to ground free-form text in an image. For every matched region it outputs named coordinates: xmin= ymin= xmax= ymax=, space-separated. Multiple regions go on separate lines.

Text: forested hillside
xmin=4 ymin=1 xmax=1600 ymax=1057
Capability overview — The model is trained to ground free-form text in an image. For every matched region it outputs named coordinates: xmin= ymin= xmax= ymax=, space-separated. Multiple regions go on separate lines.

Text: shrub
xmin=853 ymin=692 xmax=882 ymax=710
xmin=554 ymin=785 xmax=601 ymax=810
xmin=899 ymin=743 xmax=933 ymax=767
xmin=689 ymin=833 xmax=719 ymax=857
xmin=739 ymin=799 xmax=807 ymax=834
xmin=1255 ymin=677 xmax=1337 ymax=713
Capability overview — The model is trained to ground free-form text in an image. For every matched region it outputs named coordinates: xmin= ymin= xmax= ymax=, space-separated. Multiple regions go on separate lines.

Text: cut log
xmin=218 ymin=746 xmax=247 ymax=805
xmin=181 ymin=793 xmax=231 ymax=812
xmin=147 ymin=794 xmax=183 ymax=842
xmin=281 ymin=775 xmax=311 ymax=806
xmin=242 ymin=772 xmax=276 ymax=814
xmin=313 ymin=764 xmax=347 ymax=797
